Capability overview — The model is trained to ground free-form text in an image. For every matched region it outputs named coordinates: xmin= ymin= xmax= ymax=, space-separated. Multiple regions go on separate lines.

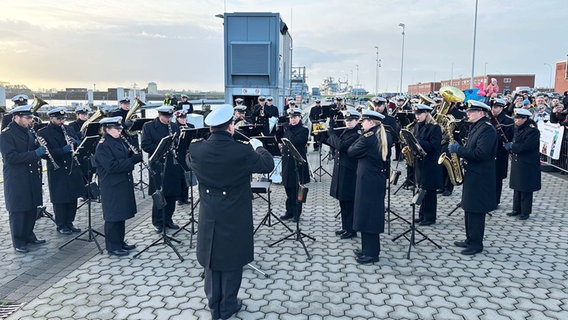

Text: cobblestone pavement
xmin=1 ymin=149 xmax=568 ymax=320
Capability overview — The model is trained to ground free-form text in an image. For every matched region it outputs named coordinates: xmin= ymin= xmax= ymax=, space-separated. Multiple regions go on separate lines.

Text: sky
xmin=1 ymin=0 xmax=567 ymax=93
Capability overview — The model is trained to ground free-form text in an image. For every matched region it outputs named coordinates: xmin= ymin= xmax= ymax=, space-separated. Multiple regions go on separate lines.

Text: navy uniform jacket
xmin=252 ymin=104 xmax=279 ymax=135
xmin=176 ymin=101 xmax=194 ymax=113
xmin=189 ymin=131 xmax=274 ymax=270
xmin=110 ymin=108 xmax=139 ymax=147
xmin=38 ymin=123 xmax=85 ymax=203
xmin=413 ymin=121 xmax=443 ymax=190
xmin=309 ymin=105 xmax=324 ymax=123
xmin=0 ymin=122 xmax=43 ymax=212
xmin=95 ymin=133 xmax=137 ymax=222
xmin=68 ymin=119 xmax=86 ymax=139
xmin=347 ymin=126 xmax=387 ymax=234
xmin=494 ymin=112 xmax=514 ymax=180
xmin=455 ymin=116 xmax=498 ymax=213
xmin=509 ymin=120 xmax=541 ymax=192
xmin=141 ymin=118 xmax=184 ymax=197
xmin=281 ymin=122 xmax=310 ymax=187
xmin=326 ymin=125 xmax=360 ymax=201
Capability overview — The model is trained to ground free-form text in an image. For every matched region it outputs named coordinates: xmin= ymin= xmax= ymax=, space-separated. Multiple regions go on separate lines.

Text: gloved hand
xmin=35 ymin=146 xmax=46 ymax=157
xmin=503 ymin=142 xmax=513 ymax=151
xmin=448 ymin=142 xmax=460 ymax=154
xmin=249 ymin=138 xmax=263 ymax=151
xmin=62 ymin=145 xmax=72 ymax=153
xmin=131 ymin=153 xmax=143 ymax=164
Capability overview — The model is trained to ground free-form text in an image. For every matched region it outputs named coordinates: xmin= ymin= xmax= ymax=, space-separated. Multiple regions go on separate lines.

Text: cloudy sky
xmin=1 ymin=0 xmax=567 ymax=93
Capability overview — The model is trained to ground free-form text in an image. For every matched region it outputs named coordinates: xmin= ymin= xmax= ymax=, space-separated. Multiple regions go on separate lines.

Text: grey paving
xmin=1 ymin=148 xmax=568 ymax=320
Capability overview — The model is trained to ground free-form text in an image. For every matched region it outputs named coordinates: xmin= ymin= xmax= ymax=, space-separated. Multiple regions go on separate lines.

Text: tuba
xmin=417 ymin=94 xmax=435 ymax=106
xmin=437 ymin=117 xmax=463 ymax=185
xmin=80 ymin=107 xmax=105 ymax=132
xmin=31 ymin=95 xmax=49 ymax=113
xmin=435 ymin=86 xmax=465 ymax=122
xmin=126 ymin=97 xmax=145 ymax=121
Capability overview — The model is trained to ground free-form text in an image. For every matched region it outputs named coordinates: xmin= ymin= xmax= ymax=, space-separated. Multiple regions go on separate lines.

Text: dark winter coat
xmin=281 ymin=122 xmax=310 ymax=187
xmin=509 ymin=120 xmax=541 ymax=192
xmin=413 ymin=121 xmax=443 ymax=190
xmin=326 ymin=125 xmax=359 ymax=201
xmin=189 ymin=131 xmax=274 ymax=270
xmin=493 ymin=112 xmax=514 ymax=180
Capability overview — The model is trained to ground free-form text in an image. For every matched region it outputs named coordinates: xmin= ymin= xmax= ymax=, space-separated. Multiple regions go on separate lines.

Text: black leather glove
xmin=131 ymin=154 xmax=143 ymax=164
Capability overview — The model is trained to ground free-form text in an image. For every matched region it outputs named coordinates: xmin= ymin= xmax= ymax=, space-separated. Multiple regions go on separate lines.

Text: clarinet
xmin=167 ymin=122 xmax=179 ymax=165
xmin=29 ymin=127 xmax=60 ymax=170
xmin=61 ymin=125 xmax=81 ymax=168
xmin=120 ymin=135 xmax=153 ymax=175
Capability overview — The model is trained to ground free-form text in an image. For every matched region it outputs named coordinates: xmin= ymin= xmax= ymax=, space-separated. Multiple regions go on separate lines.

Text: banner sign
xmin=538 ymin=121 xmax=564 ymax=160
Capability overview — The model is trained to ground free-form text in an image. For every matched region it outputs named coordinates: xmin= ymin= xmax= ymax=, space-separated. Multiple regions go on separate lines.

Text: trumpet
xmin=120 ymin=136 xmax=153 ymax=174
xmin=312 ymin=126 xmax=347 ymax=133
xmin=29 ymin=127 xmax=60 ymax=170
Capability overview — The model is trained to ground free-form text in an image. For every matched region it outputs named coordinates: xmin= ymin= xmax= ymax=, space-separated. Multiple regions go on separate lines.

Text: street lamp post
xmin=470 ymin=0 xmax=479 ymax=89
xmin=544 ymin=63 xmax=553 ymax=89
xmin=398 ymin=23 xmax=405 ymax=94
xmin=374 ymin=46 xmax=379 ymax=96
xmin=355 ymin=64 xmax=359 ymax=100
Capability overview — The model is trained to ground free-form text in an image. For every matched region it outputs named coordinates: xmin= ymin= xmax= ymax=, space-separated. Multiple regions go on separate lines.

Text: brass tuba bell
xmin=31 ymin=95 xmax=49 ymax=113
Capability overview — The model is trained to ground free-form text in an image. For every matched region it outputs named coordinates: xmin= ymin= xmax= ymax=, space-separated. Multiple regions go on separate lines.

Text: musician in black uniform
xmin=110 ymin=98 xmax=139 ymax=148
xmin=440 ymin=103 xmax=468 ymax=196
xmin=189 ymin=105 xmax=274 ymax=320
xmin=490 ymin=98 xmax=514 ymax=206
xmin=252 ymin=96 xmax=279 ymax=136
xmin=283 ymin=99 xmax=296 ymax=115
xmin=176 ymin=94 xmax=194 ymax=113
xmin=279 ymin=107 xmax=310 ymax=222
xmin=174 ymin=110 xmax=195 ymax=205
xmin=347 ymin=109 xmax=389 ymax=264
xmin=504 ymin=108 xmax=541 ymax=220
xmin=448 ymin=100 xmax=498 ymax=255
xmin=68 ymin=106 xmax=93 ymax=184
xmin=326 ymin=108 xmax=360 ymax=239
xmin=141 ymin=105 xmax=184 ymax=233
xmin=412 ymin=104 xmax=443 ymax=226
xmin=95 ymin=117 xmax=142 ymax=256
xmin=329 ymin=96 xmax=345 ymax=127
xmin=309 ymin=99 xmax=324 ymax=151
xmin=372 ymin=96 xmax=400 ymax=159
xmin=38 ymin=107 xmax=85 ymax=235
xmin=1 ymin=94 xmax=29 ymax=130
xmin=1 ymin=105 xmax=46 ymax=253
xmin=266 ymin=96 xmax=278 ymax=115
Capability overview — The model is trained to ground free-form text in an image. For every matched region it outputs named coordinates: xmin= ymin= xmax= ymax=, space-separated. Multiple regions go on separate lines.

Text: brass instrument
xmin=312 ymin=122 xmax=326 ymax=135
xmin=313 ymin=126 xmax=346 ymax=134
xmin=120 ymin=135 xmax=153 ymax=174
xmin=29 ymin=127 xmax=60 ymax=170
xmin=31 ymin=96 xmax=49 ymax=113
xmin=435 ymin=86 xmax=465 ymax=122
xmin=400 ymin=127 xmax=426 ymax=167
xmin=80 ymin=107 xmax=105 ymax=132
xmin=437 ymin=117 xmax=464 ymax=185
xmin=418 ymin=94 xmax=435 ymax=106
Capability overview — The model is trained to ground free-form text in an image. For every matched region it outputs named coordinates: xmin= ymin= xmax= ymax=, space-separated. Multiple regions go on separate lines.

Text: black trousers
xmin=53 ymin=200 xmax=78 ymax=230
xmin=9 ymin=209 xmax=38 ymax=248
xmin=284 ymin=186 xmax=302 ymax=219
xmin=419 ymin=189 xmax=437 ymax=222
xmin=339 ymin=200 xmax=354 ymax=233
xmin=152 ymin=196 xmax=177 ymax=227
xmin=204 ymin=267 xmax=243 ymax=320
xmin=104 ymin=220 xmax=125 ymax=251
xmin=443 ymin=166 xmax=454 ymax=192
xmin=180 ymin=185 xmax=189 ymax=202
xmin=361 ymin=232 xmax=381 ymax=258
xmin=513 ymin=190 xmax=533 ymax=217
xmin=464 ymin=211 xmax=486 ymax=251
xmin=496 ymin=178 xmax=504 ymax=205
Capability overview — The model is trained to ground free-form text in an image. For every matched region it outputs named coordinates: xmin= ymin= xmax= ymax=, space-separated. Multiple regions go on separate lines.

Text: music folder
xmin=252 ymin=136 xmax=281 ymax=157
xmin=129 ymin=118 xmax=152 ymax=131
xmin=149 ymin=136 xmax=173 ymax=163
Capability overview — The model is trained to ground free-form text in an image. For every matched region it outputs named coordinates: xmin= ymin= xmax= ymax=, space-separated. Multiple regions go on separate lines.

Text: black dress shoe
xmin=454 ymin=241 xmax=468 ymax=248
xmin=518 ymin=215 xmax=529 ymax=220
xmin=335 ymin=229 xmax=346 ymax=236
xmin=414 ymin=217 xmax=424 ymax=223
xmin=355 ymin=255 xmax=379 ymax=264
xmin=108 ymin=249 xmax=129 ymax=256
xmin=29 ymin=239 xmax=47 ymax=245
xmin=15 ymin=247 xmax=29 ymax=253
xmin=436 ymin=189 xmax=444 ymax=194
xmin=353 ymin=249 xmax=364 ymax=258
xmin=166 ymin=222 xmax=180 ymax=229
xmin=153 ymin=225 xmax=163 ymax=233
xmin=221 ymin=299 xmax=242 ymax=320
xmin=122 ymin=243 xmax=136 ymax=251
xmin=68 ymin=225 xmax=82 ymax=233
xmin=279 ymin=214 xmax=293 ymax=221
xmin=340 ymin=232 xmax=357 ymax=239
xmin=419 ymin=220 xmax=436 ymax=226
xmin=57 ymin=227 xmax=73 ymax=235
xmin=507 ymin=211 xmax=519 ymax=217
xmin=460 ymin=248 xmax=482 ymax=255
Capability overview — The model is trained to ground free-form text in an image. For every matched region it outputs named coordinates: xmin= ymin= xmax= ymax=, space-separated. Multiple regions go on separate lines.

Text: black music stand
xmin=85 ymin=122 xmax=101 ymax=137
xmin=269 ymin=138 xmax=315 ymax=260
xmin=172 ymin=128 xmax=207 ymax=248
xmin=385 ymin=164 xmax=407 ymax=235
xmin=312 ymin=128 xmax=331 ymax=182
xmin=236 ymin=124 xmax=263 ymax=141
xmin=134 ymin=135 xmax=184 ymax=261
xmin=128 ymin=119 xmax=152 ymax=197
xmin=60 ymin=135 xmax=105 ymax=253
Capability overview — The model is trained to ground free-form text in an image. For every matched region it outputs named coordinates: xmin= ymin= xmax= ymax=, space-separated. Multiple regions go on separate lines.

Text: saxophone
xmin=400 ymin=122 xmax=415 ymax=166
xmin=437 ymin=115 xmax=463 ymax=185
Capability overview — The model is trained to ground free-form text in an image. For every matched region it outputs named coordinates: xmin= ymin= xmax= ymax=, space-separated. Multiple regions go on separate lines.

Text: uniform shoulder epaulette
xmin=529 ymin=124 xmax=536 ymax=128
xmin=191 ymin=138 xmax=204 ymax=143
xmin=237 ymin=140 xmax=250 ymax=144
xmin=98 ymin=137 xmax=105 ymax=143
xmin=364 ymin=131 xmax=374 ymax=137
xmin=2 ymin=127 xmax=10 ymax=133
xmin=485 ymin=121 xmax=493 ymax=126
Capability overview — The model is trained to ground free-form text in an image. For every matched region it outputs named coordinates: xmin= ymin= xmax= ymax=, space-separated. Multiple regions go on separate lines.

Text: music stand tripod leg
xmin=246 ymin=263 xmax=269 ymax=278
xmin=173 ymin=175 xmax=198 ymax=249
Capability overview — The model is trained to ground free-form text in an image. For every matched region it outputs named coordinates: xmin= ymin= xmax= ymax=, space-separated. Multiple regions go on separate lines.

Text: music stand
xmin=237 ymin=124 xmax=263 ymax=141
xmin=312 ymin=128 xmax=331 ymax=182
xmin=269 ymin=138 xmax=315 ymax=260
xmin=127 ymin=119 xmax=152 ymax=197
xmin=85 ymin=122 xmax=101 ymax=137
xmin=172 ymin=128 xmax=206 ymax=248
xmin=60 ymin=135 xmax=105 ymax=253
xmin=134 ymin=135 xmax=184 ymax=261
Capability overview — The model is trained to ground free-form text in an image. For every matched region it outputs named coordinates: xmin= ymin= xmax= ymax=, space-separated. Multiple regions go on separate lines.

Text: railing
xmin=540 ymin=129 xmax=568 ymax=173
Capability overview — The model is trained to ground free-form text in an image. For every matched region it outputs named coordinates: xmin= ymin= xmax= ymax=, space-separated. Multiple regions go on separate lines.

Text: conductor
xmin=189 ymin=105 xmax=274 ymax=320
